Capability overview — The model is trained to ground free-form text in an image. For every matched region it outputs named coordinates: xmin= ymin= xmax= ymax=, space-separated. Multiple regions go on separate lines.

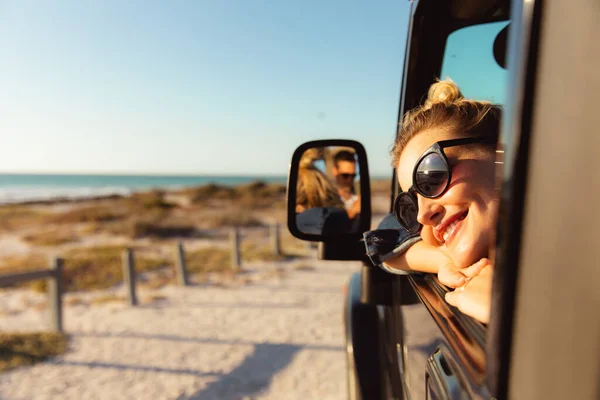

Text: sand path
xmin=0 ymin=258 xmax=358 ymax=400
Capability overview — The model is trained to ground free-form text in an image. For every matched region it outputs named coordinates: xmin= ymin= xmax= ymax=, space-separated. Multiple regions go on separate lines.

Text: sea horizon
xmin=0 ymin=173 xmax=288 ymax=204
xmin=0 ymin=172 xmax=391 ymax=204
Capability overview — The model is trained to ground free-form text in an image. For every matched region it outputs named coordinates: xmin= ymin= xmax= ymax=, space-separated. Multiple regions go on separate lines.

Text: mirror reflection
xmin=295 ymin=146 xmax=362 ymax=235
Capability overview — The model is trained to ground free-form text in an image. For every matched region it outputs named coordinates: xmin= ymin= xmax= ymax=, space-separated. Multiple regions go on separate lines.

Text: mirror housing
xmin=287 ymin=139 xmax=371 ymax=243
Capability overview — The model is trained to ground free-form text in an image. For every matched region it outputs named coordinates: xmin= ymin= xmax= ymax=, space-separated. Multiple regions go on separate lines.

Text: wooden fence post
xmin=176 ymin=241 xmax=189 ymax=286
xmin=47 ymin=257 xmax=64 ymax=333
xmin=230 ymin=228 xmax=241 ymax=270
xmin=122 ymin=248 xmax=138 ymax=306
xmin=270 ymin=224 xmax=281 ymax=256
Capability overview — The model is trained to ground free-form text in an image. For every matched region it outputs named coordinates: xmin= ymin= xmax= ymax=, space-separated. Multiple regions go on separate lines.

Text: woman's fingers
xmin=437 ymin=258 xmax=491 ymax=288
xmin=444 ymin=264 xmax=494 ymax=324
xmin=438 ymin=263 xmax=467 ymax=287
xmin=461 ymin=258 xmax=491 ymax=279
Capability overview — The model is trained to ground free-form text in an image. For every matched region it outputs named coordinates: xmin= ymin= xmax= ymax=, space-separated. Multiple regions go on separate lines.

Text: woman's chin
xmin=450 ymin=255 xmax=474 ymax=269
xmin=449 ymin=239 xmax=485 ymax=268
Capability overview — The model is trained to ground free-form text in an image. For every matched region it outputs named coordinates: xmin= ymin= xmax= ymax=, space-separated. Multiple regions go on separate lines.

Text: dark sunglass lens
xmin=415 ymin=153 xmax=449 ymax=197
xmin=395 ymin=193 xmax=421 ymax=233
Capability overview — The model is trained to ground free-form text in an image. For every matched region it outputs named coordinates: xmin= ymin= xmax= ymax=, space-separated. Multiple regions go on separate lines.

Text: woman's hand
xmin=437 ymin=257 xmax=489 ymax=288
xmin=444 ymin=259 xmax=493 ymax=324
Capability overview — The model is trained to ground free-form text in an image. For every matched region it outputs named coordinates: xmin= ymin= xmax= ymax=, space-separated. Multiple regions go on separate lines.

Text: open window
xmin=441 ymin=21 xmax=509 ymax=104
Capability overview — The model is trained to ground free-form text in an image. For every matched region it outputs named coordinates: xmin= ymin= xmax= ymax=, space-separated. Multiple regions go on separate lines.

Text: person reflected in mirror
xmin=374 ymin=79 xmax=500 ymax=323
xmin=296 ymin=155 xmax=351 ymax=235
xmin=332 ymin=150 xmax=361 ymax=219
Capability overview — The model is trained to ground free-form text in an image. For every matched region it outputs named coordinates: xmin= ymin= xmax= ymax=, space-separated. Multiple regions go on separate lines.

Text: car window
xmin=441 ymin=21 xmax=509 ymax=104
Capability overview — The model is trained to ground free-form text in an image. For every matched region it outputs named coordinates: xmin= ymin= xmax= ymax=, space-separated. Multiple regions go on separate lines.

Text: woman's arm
xmin=385 ymin=243 xmax=493 ymax=324
xmin=383 ymin=241 xmax=444 ymax=274
xmin=384 ymin=241 xmax=481 ymax=288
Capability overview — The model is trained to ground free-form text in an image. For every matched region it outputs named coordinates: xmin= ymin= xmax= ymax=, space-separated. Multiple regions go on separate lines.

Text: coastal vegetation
xmin=0 ymin=179 xmax=390 ymax=372
xmin=0 ymin=332 xmax=68 ymax=372
xmin=0 ymin=179 xmax=390 ymax=291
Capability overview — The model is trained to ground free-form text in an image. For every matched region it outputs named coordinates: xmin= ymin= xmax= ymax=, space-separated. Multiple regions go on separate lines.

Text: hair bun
xmin=299 ymin=148 xmax=322 ymax=169
xmin=424 ymin=79 xmax=463 ymax=109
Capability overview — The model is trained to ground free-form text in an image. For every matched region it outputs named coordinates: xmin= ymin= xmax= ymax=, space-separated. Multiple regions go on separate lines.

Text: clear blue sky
xmin=0 ymin=1 xmax=412 ymax=176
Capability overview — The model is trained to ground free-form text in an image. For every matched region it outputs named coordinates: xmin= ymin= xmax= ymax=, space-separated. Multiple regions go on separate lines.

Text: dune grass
xmin=21 ymin=229 xmax=77 ymax=247
xmin=0 ymin=182 xmax=301 ymax=293
xmin=0 ymin=241 xmax=295 ymax=294
xmin=202 ymin=212 xmax=265 ymax=228
xmin=49 ymin=205 xmax=126 ymax=224
xmin=127 ymin=190 xmax=175 ymax=210
xmin=59 ymin=246 xmax=169 ymax=292
xmin=185 ymin=181 xmax=286 ymax=210
xmin=185 ymin=247 xmax=232 ymax=274
xmin=0 ymin=206 xmax=50 ymax=232
xmin=0 ymin=332 xmax=68 ymax=372
xmin=127 ymin=220 xmax=196 ymax=239
xmin=0 ymin=246 xmax=170 ymax=293
xmin=241 ymin=242 xmax=288 ymax=262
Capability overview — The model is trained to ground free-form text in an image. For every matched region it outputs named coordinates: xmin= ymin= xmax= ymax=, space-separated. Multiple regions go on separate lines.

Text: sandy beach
xmin=0 ymin=255 xmax=358 ymax=400
xmin=0 ymin=180 xmax=390 ymax=399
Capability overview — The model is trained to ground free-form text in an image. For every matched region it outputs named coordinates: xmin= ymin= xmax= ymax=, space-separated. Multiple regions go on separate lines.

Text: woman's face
xmin=397 ymin=128 xmax=498 ymax=268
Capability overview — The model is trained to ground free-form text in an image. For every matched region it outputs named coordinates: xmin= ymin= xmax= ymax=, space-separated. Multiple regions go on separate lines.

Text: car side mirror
xmin=287 ymin=139 xmax=371 ymax=242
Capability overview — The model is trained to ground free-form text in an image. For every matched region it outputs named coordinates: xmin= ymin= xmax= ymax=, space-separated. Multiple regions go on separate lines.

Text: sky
xmin=0 ymin=1 xmax=412 ymax=176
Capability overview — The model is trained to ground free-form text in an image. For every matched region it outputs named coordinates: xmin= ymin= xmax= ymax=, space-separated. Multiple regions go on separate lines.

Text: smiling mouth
xmin=441 ymin=211 xmax=468 ymax=244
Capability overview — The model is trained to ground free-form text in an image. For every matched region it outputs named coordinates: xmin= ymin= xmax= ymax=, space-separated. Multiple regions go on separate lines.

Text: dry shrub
xmin=0 ymin=332 xmax=68 ymax=372
xmin=185 ymin=181 xmax=286 ymax=209
xmin=49 ymin=191 xmax=175 ymax=228
xmin=0 ymin=246 xmax=170 ymax=293
xmin=79 ymin=223 xmax=102 ymax=235
xmin=50 ymin=205 xmax=125 ymax=224
xmin=235 ymin=181 xmax=286 ymax=198
xmin=203 ymin=212 xmax=264 ymax=228
xmin=0 ymin=254 xmax=48 ymax=291
xmin=0 ymin=206 xmax=49 ymax=231
xmin=58 ymin=245 xmax=170 ymax=292
xmin=100 ymin=212 xmax=195 ymax=239
xmin=128 ymin=220 xmax=196 ymax=239
xmin=187 ymin=184 xmax=236 ymax=203
xmin=127 ymin=190 xmax=175 ymax=210
xmin=241 ymin=242 xmax=287 ymax=262
xmin=185 ymin=247 xmax=232 ymax=274
xmin=22 ymin=229 xmax=77 ymax=246
xmin=235 ymin=181 xmax=286 ymax=209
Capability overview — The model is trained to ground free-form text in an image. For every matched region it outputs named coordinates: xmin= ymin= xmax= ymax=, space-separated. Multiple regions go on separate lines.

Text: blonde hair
xmin=391 ymin=79 xmax=502 ymax=167
xmin=296 ymin=165 xmax=344 ymax=209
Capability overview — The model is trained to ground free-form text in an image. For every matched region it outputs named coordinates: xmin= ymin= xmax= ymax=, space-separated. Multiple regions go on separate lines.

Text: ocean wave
xmin=0 ymin=186 xmax=135 ymax=204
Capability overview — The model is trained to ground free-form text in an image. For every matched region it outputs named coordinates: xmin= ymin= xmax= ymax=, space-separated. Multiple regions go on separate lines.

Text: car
xmin=286 ymin=0 xmax=599 ymax=399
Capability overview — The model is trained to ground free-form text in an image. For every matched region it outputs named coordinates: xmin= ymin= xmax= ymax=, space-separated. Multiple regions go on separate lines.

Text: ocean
xmin=0 ymin=174 xmax=287 ymax=204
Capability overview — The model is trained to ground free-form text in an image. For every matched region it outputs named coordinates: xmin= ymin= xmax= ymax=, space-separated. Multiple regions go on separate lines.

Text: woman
xmin=372 ymin=79 xmax=500 ymax=323
xmin=295 ymin=153 xmax=351 ymax=235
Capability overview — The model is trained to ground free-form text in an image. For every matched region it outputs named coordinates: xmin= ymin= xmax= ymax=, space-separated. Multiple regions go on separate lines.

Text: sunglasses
xmin=339 ymin=173 xmax=356 ymax=180
xmin=394 ymin=136 xmax=496 ymax=233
